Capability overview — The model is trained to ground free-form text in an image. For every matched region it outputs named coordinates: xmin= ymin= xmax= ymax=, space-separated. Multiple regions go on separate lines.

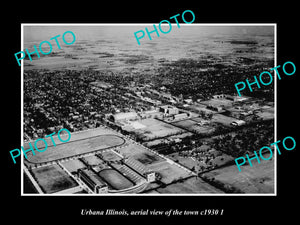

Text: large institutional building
xmin=78 ymin=168 xmax=108 ymax=194
xmin=77 ymin=156 xmax=156 ymax=194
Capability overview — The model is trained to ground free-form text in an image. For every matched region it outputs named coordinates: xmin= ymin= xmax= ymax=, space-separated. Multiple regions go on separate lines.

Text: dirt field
xmin=202 ymin=157 xmax=275 ymax=193
xmin=101 ymin=150 xmax=123 ymax=162
xmin=168 ymin=153 xmax=198 ymax=170
xmin=30 ymin=164 xmax=78 ymax=193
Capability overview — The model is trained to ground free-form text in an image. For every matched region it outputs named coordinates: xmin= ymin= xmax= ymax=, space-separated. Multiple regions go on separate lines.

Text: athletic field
xmin=24 ymin=127 xmax=126 ymax=164
xmin=30 ymin=164 xmax=78 ymax=194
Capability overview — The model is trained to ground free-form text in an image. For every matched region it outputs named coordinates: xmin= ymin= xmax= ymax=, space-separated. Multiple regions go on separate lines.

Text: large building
xmin=78 ymin=168 xmax=108 ymax=194
xmin=110 ymin=112 xmax=138 ymax=122
xmin=123 ymin=157 xmax=156 ymax=183
xmin=159 ymin=105 xmax=179 ymax=116
xmin=173 ymin=113 xmax=188 ymax=121
xmin=231 ymin=120 xmax=246 ymax=126
xmin=213 ymin=94 xmax=248 ymax=102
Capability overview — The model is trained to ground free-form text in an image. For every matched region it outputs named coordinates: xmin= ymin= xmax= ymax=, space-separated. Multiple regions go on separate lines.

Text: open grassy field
xmin=209 ymin=113 xmax=237 ymax=126
xmin=81 ymin=155 xmax=103 ymax=166
xmin=201 ymin=98 xmax=234 ymax=108
xmin=118 ymin=141 xmax=192 ymax=184
xmin=61 ymin=159 xmax=86 ymax=173
xmin=172 ymin=119 xmax=215 ymax=134
xmin=100 ymin=150 xmax=123 ymax=162
xmin=201 ymin=156 xmax=275 ymax=193
xmin=168 ymin=153 xmax=198 ymax=170
xmin=30 ymin=164 xmax=78 ymax=193
xmin=156 ymin=176 xmax=223 ymax=194
xmin=118 ymin=142 xmax=166 ymax=166
xmin=150 ymin=161 xmax=192 ymax=185
xmin=99 ymin=168 xmax=134 ymax=190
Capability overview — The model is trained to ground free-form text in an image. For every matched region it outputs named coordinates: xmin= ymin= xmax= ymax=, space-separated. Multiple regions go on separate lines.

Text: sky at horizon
xmin=24 ymin=25 xmax=274 ymax=46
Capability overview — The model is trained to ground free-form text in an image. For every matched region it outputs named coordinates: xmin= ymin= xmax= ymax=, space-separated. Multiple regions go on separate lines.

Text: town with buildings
xmin=23 ymin=26 xmax=275 ymax=195
xmin=23 ymin=66 xmax=274 ymax=194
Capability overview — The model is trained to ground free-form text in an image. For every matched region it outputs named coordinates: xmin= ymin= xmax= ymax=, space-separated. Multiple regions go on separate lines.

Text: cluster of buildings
xmin=24 ymin=69 xmax=257 ymax=141
xmin=77 ymin=156 xmax=156 ymax=194
xmin=212 ymin=94 xmax=248 ymax=102
xmin=23 ymin=70 xmax=154 ymax=140
xmin=106 ymin=105 xmax=191 ymax=130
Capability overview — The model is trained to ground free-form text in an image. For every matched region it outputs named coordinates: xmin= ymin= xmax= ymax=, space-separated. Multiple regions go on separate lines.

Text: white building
xmin=111 ymin=112 xmax=138 ymax=122
xmin=231 ymin=120 xmax=246 ymax=126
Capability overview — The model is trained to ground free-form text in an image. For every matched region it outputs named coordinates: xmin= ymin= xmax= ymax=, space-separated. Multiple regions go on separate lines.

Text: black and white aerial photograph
xmin=4 ymin=2 xmax=300 ymax=224
xmin=22 ymin=24 xmax=275 ymax=195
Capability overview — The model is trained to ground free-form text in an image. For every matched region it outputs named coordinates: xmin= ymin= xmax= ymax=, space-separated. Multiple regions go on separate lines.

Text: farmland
xmin=200 ymin=156 xmax=275 ymax=193
xmin=156 ymin=176 xmax=223 ymax=194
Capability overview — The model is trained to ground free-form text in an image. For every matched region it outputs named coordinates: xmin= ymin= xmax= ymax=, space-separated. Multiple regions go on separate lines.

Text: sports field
xmin=117 ymin=140 xmax=192 ymax=184
xmin=118 ymin=142 xmax=165 ymax=166
xmin=30 ymin=164 xmax=78 ymax=194
xmin=123 ymin=118 xmax=185 ymax=141
xmin=99 ymin=168 xmax=134 ymax=190
xmin=24 ymin=128 xmax=126 ymax=164
xmin=61 ymin=159 xmax=86 ymax=173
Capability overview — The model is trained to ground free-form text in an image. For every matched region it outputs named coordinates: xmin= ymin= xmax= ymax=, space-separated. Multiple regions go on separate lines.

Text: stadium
xmin=24 ymin=127 xmax=127 ymax=165
xmin=23 ymin=127 xmax=156 ymax=194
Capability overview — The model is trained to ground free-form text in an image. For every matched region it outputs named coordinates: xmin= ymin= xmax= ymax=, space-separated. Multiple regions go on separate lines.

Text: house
xmin=231 ymin=120 xmax=246 ymax=126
